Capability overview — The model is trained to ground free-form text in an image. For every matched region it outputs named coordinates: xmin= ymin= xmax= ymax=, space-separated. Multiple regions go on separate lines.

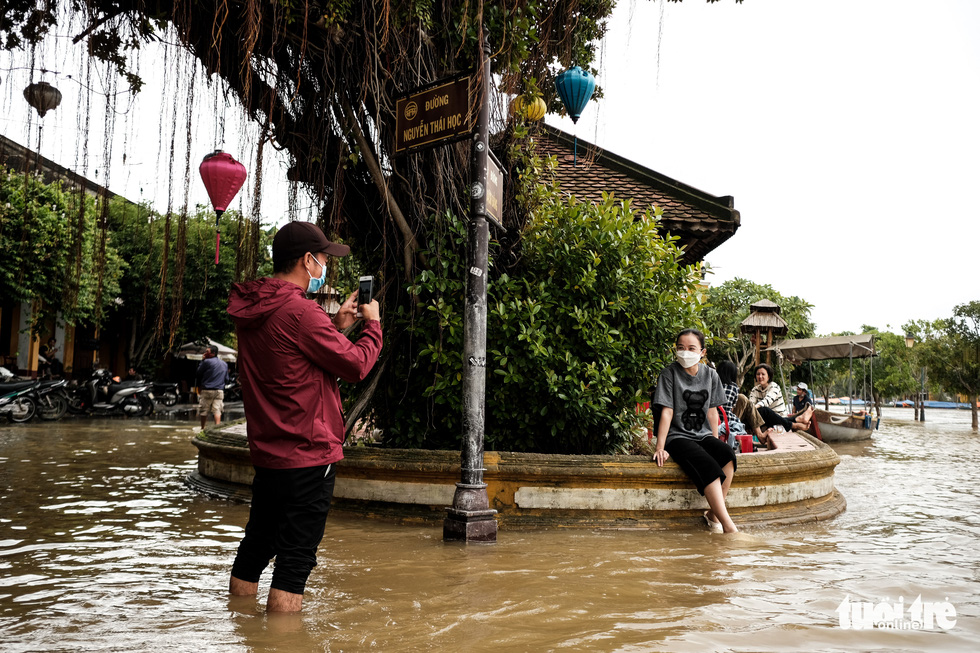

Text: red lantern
xmin=199 ymin=150 xmax=247 ymax=264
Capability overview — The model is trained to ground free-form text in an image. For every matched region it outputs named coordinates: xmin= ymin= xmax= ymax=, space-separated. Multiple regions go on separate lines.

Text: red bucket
xmin=736 ymin=434 xmax=753 ymax=453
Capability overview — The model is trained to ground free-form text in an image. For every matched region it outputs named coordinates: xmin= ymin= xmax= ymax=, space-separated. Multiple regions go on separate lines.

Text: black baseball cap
xmin=272 ymin=221 xmax=350 ymax=265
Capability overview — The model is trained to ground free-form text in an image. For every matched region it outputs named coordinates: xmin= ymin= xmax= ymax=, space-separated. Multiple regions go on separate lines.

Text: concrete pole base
xmin=443 ymin=483 xmax=498 ymax=542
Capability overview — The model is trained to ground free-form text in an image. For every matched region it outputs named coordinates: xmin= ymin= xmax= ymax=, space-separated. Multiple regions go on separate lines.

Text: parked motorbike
xmin=0 ymin=380 xmax=37 ymax=422
xmin=151 ymin=381 xmax=179 ymax=407
xmin=224 ymin=373 xmax=242 ymax=402
xmin=66 ymin=369 xmax=155 ymax=417
xmin=32 ymin=378 xmax=69 ymax=421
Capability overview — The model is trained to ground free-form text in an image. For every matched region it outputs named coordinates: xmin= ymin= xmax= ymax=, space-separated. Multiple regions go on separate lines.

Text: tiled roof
xmin=535 ymin=125 xmax=740 ymax=264
xmin=0 ymin=134 xmax=125 ymax=202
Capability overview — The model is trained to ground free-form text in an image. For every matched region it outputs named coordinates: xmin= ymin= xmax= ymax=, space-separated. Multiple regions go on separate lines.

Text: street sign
xmin=395 ymin=75 xmax=473 ymax=155
xmin=485 ymin=151 xmax=504 ymax=230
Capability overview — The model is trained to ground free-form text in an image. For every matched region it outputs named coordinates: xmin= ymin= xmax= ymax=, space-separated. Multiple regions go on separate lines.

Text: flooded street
xmin=1 ymin=408 xmax=977 ymax=652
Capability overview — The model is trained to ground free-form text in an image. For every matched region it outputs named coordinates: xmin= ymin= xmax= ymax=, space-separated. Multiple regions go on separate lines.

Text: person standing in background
xmin=196 ymin=344 xmax=229 ymax=430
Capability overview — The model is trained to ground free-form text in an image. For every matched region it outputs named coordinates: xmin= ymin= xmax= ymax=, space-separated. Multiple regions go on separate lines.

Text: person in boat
xmin=717 ymin=361 xmax=774 ymax=449
xmin=787 ymin=383 xmax=815 ymax=428
xmin=653 ymin=329 xmax=738 ymax=534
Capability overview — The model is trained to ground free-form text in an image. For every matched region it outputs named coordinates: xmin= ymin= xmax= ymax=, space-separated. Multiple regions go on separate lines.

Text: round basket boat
xmin=187 ymin=422 xmax=845 ymax=530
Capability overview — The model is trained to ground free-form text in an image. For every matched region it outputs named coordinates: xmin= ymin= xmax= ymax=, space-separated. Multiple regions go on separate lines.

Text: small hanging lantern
xmin=555 ymin=66 xmax=596 ymax=167
xmin=554 ymin=66 xmax=596 ymax=124
xmin=23 ymin=81 xmax=62 ymax=118
xmin=199 ymin=150 xmax=247 ymax=265
xmin=511 ymin=95 xmax=547 ymax=121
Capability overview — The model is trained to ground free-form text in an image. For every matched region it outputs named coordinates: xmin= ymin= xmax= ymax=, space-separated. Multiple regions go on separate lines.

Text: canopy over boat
xmin=767 ymin=334 xmax=878 ymax=432
xmin=766 ymin=334 xmax=875 ymax=364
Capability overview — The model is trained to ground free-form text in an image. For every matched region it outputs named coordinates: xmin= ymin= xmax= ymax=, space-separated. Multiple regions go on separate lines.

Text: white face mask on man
xmin=675 ymin=349 xmax=702 ymax=369
xmin=306 ymin=254 xmax=327 ymax=294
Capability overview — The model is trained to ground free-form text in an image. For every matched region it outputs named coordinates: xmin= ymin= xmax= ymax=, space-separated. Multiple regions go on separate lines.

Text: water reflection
xmin=0 ymin=410 xmax=977 ymax=652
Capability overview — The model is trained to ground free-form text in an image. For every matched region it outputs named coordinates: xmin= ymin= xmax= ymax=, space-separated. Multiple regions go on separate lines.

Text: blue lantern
xmin=555 ymin=66 xmax=596 ymax=124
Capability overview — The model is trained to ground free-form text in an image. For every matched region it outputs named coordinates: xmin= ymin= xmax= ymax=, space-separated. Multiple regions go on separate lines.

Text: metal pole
xmin=444 ymin=33 xmax=498 ymax=543
xmin=919 ymin=366 xmax=926 ymax=422
xmin=869 ymin=352 xmax=874 ymax=419
xmin=862 ymin=359 xmax=867 ymax=410
xmin=776 ymin=351 xmax=787 ymax=406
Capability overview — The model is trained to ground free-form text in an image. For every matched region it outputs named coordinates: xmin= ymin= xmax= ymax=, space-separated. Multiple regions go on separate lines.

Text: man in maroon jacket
xmin=226 ymin=220 xmax=382 ymax=612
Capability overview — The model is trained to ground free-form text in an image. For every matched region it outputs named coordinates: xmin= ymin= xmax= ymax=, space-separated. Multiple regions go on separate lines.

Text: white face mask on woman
xmin=675 ymin=350 xmax=702 ymax=369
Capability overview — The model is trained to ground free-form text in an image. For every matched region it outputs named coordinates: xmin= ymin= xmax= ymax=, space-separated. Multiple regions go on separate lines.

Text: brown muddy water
xmin=1 ymin=408 xmax=977 ymax=652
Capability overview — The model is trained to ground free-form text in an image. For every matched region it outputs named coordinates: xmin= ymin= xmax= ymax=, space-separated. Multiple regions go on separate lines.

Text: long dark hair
xmin=717 ymin=360 xmax=738 ymax=385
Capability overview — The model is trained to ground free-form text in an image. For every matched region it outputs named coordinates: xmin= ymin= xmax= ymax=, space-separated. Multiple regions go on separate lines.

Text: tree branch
xmin=340 ymin=97 xmax=419 ymax=276
xmin=344 ymin=350 xmax=389 ymax=438
xmin=72 ymin=8 xmax=129 ymax=45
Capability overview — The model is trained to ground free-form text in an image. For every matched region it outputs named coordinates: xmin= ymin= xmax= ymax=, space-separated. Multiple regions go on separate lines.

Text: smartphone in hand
xmin=356 ymin=276 xmax=373 ymax=317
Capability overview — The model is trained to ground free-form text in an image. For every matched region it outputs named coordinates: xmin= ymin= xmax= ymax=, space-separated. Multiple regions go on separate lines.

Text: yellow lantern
xmin=511 ymin=95 xmax=547 ymax=121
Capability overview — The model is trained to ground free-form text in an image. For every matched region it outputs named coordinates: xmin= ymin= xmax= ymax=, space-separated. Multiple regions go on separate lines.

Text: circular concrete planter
xmin=187 ymin=422 xmax=845 ymax=530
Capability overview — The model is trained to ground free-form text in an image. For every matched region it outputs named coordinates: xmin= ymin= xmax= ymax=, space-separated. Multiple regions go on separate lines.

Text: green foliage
xmin=859 ymin=326 xmax=919 ymax=407
xmin=0 ymin=164 xmax=272 ymax=372
xmin=2 ymin=0 xmax=738 ymax=435
xmin=108 ymin=203 xmax=273 ymax=370
xmin=0 ymin=167 xmax=122 ymax=331
xmin=381 ymin=191 xmax=706 ymax=455
xmin=912 ymin=303 xmax=980 ymax=409
xmin=2 ymin=1 xmax=154 ymax=88
xmin=700 ymin=278 xmax=815 ymax=386
xmin=903 ymin=318 xmax=943 ymax=399
xmin=802 ymin=355 xmax=851 ymax=408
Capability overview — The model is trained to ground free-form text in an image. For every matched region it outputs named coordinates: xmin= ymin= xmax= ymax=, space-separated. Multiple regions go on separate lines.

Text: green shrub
xmin=382 ymin=191 xmax=706 ymax=454
xmin=0 ymin=167 xmax=123 ymax=331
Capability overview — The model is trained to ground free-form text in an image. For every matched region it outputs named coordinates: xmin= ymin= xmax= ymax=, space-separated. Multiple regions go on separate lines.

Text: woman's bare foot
xmin=756 ymin=428 xmax=774 ymax=448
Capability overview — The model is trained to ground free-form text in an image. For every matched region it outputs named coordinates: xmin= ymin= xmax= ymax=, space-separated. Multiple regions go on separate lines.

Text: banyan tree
xmin=1 ymin=1 xmax=729 ymax=453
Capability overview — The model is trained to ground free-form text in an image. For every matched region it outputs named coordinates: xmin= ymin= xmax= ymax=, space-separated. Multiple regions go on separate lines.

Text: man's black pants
xmin=231 ymin=463 xmax=337 ymax=595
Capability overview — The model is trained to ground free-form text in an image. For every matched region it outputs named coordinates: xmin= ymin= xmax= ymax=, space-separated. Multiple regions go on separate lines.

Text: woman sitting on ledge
xmin=750 ymin=364 xmax=791 ymax=436
xmin=653 ymin=329 xmax=738 ymax=534
xmin=749 ymin=364 xmax=813 ymax=437
xmin=717 ymin=361 xmax=773 ymax=449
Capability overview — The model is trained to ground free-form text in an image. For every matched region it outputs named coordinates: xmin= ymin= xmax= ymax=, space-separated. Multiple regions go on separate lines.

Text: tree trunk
xmin=971 ymin=393 xmax=978 ymax=431
xmin=737 ymin=348 xmax=753 ymax=385
xmin=344 ymin=352 xmax=389 ymax=439
xmin=127 ymin=324 xmax=137 ymax=366
xmin=913 ymin=395 xmax=920 ymax=421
